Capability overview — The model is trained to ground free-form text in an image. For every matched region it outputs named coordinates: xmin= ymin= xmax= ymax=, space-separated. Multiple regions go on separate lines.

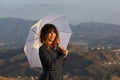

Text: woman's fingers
xmin=58 ymin=46 xmax=69 ymax=57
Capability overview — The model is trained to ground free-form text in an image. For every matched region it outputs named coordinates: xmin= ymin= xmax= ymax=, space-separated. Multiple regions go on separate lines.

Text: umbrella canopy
xmin=24 ymin=14 xmax=72 ymax=67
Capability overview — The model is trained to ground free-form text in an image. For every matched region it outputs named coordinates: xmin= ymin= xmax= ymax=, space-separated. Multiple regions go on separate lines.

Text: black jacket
xmin=39 ymin=44 xmax=66 ymax=80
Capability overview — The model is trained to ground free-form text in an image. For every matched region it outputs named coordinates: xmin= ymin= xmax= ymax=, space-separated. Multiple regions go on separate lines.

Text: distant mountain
xmin=0 ymin=18 xmax=120 ymax=48
xmin=71 ymin=22 xmax=120 ymax=47
xmin=0 ymin=18 xmax=36 ymax=48
xmin=71 ymin=22 xmax=120 ymax=39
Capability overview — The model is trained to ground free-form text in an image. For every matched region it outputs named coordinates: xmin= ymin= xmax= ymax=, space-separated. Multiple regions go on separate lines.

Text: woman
xmin=39 ymin=24 xmax=68 ymax=80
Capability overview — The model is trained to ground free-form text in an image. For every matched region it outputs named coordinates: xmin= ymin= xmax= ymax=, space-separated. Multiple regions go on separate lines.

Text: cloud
xmin=0 ymin=2 xmax=65 ymax=20
xmin=0 ymin=0 xmax=120 ymax=25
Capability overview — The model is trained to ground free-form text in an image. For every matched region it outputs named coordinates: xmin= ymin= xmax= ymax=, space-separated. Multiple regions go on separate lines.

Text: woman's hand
xmin=59 ymin=46 xmax=68 ymax=57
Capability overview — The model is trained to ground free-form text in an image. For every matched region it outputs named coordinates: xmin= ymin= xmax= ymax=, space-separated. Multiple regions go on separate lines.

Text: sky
xmin=0 ymin=0 xmax=120 ymax=25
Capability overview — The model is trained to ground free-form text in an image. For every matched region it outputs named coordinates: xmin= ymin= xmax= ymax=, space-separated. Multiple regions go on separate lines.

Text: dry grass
xmin=111 ymin=76 xmax=120 ymax=80
xmin=0 ymin=76 xmax=23 ymax=80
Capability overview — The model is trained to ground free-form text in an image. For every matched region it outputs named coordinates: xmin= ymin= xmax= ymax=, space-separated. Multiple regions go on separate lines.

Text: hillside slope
xmin=0 ymin=44 xmax=120 ymax=79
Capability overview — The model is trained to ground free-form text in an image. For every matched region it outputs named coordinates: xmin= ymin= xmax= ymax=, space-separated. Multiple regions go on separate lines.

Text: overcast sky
xmin=0 ymin=0 xmax=120 ymax=25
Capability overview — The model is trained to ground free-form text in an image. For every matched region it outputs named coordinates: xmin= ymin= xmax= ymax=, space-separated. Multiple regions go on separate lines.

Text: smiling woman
xmin=39 ymin=24 xmax=68 ymax=80
xmin=40 ymin=24 xmax=59 ymax=48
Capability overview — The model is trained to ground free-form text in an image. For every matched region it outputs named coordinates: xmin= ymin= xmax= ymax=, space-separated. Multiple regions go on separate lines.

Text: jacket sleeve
xmin=56 ymin=47 xmax=67 ymax=65
xmin=39 ymin=47 xmax=65 ymax=70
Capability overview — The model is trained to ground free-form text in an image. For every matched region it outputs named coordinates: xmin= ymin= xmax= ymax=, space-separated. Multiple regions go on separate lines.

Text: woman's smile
xmin=47 ymin=31 xmax=56 ymax=42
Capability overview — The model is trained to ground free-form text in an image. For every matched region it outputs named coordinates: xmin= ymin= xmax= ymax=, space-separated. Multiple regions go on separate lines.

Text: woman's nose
xmin=51 ymin=32 xmax=54 ymax=36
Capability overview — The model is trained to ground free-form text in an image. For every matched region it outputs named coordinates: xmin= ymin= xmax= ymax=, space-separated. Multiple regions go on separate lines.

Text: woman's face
xmin=47 ymin=30 xmax=56 ymax=43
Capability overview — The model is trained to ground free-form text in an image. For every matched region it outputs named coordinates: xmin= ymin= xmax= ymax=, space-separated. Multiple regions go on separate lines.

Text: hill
xmin=0 ymin=18 xmax=36 ymax=48
xmin=0 ymin=44 xmax=120 ymax=80
xmin=1 ymin=18 xmax=120 ymax=80
xmin=0 ymin=18 xmax=120 ymax=48
xmin=71 ymin=22 xmax=120 ymax=47
xmin=0 ymin=76 xmax=22 ymax=80
xmin=71 ymin=22 xmax=120 ymax=39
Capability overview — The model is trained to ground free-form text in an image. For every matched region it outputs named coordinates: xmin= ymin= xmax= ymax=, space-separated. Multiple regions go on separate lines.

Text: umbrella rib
xmin=59 ymin=31 xmax=72 ymax=33
xmin=48 ymin=15 xmax=72 ymax=33
xmin=27 ymin=38 xmax=39 ymax=41
xmin=49 ymin=15 xmax=65 ymax=23
xmin=30 ymin=28 xmax=39 ymax=35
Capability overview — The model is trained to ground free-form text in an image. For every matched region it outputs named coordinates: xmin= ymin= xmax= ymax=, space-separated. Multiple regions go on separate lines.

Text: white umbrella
xmin=24 ymin=14 xmax=72 ymax=67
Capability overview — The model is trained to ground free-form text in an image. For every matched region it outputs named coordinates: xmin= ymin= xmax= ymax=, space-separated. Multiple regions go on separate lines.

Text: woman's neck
xmin=48 ymin=41 xmax=52 ymax=45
